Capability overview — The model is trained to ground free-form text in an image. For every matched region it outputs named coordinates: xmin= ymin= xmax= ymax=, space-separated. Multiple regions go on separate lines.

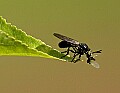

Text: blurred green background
xmin=0 ymin=0 xmax=120 ymax=93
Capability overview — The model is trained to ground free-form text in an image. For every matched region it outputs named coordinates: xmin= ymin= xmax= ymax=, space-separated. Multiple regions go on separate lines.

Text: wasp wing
xmin=91 ymin=61 xmax=100 ymax=68
xmin=53 ymin=33 xmax=80 ymax=46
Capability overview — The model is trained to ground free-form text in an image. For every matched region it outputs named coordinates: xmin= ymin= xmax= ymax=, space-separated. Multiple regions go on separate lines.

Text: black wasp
xmin=53 ymin=33 xmax=102 ymax=68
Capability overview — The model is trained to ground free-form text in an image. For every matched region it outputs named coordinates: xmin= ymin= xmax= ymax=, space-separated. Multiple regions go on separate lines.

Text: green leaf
xmin=0 ymin=16 xmax=72 ymax=62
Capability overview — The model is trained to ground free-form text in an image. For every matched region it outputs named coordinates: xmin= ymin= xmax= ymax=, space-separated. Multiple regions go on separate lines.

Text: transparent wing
xmin=91 ymin=61 xmax=100 ymax=68
xmin=53 ymin=33 xmax=80 ymax=45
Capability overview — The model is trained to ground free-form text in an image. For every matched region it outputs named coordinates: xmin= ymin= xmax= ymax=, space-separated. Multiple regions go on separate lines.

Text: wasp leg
xmin=71 ymin=53 xmax=79 ymax=62
xmin=87 ymin=57 xmax=95 ymax=64
xmin=61 ymin=49 xmax=75 ymax=53
xmin=61 ymin=47 xmax=70 ymax=58
xmin=86 ymin=53 xmax=92 ymax=64
xmin=92 ymin=50 xmax=102 ymax=54
xmin=87 ymin=58 xmax=91 ymax=64
xmin=71 ymin=47 xmax=80 ymax=63
xmin=72 ymin=47 xmax=78 ymax=52
xmin=74 ymin=54 xmax=81 ymax=63
xmin=61 ymin=51 xmax=67 ymax=53
xmin=69 ymin=50 xmax=76 ymax=53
